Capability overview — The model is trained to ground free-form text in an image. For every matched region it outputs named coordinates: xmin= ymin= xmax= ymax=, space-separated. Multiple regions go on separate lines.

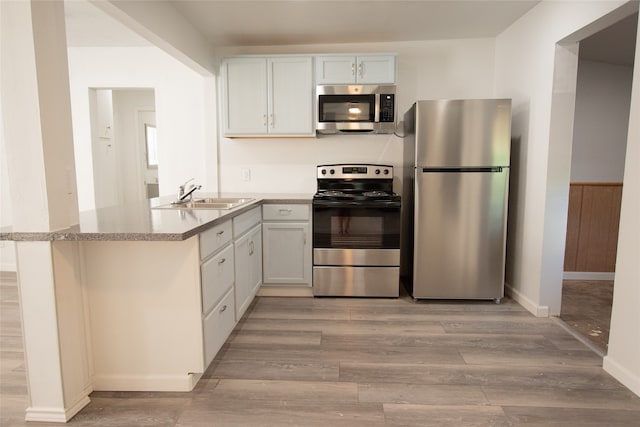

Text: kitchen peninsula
xmin=1 ymin=194 xmax=311 ymax=393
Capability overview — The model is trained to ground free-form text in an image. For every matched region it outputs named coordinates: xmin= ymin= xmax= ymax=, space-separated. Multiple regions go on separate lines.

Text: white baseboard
xmin=563 ymin=271 xmax=615 ymax=281
xmin=257 ymin=285 xmax=313 ymax=297
xmin=505 ymin=283 xmax=549 ymax=317
xmin=25 ymin=395 xmax=90 ymax=423
xmin=0 ymin=264 xmax=17 ymax=274
xmin=603 ymin=355 xmax=640 ymax=398
xmin=92 ymin=373 xmax=199 ymax=392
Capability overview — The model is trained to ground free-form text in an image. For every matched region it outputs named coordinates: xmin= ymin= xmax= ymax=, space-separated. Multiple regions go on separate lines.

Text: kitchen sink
xmin=153 ymin=198 xmax=254 ymax=210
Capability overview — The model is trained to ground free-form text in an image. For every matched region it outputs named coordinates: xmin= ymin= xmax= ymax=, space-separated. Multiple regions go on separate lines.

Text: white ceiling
xmin=64 ymin=0 xmax=637 ymax=67
xmin=65 ymin=0 xmax=151 ymax=47
xmin=64 ymin=0 xmax=540 ymax=47
xmin=579 ymin=12 xmax=637 ymax=66
xmin=167 ymin=0 xmax=540 ymax=47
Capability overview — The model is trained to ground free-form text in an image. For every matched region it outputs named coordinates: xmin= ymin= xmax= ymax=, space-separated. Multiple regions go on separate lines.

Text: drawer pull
xmin=218 ymin=258 xmax=226 ymax=265
xmin=220 ymin=304 xmax=227 ymax=313
xmin=216 ymin=230 xmax=225 ymax=236
xmin=279 ymin=209 xmax=293 ymax=215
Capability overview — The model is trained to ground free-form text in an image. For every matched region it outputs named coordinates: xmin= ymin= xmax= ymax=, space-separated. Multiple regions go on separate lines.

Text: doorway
xmin=89 ymin=88 xmax=157 ymax=208
xmin=560 ymin=13 xmax=637 ymax=353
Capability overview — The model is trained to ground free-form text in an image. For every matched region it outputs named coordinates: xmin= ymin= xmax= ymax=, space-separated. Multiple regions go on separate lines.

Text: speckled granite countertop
xmin=0 ymin=193 xmax=312 ymax=242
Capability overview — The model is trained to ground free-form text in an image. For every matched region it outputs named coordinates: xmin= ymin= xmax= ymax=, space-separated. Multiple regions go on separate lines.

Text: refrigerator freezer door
xmin=414 ymin=99 xmax=511 ymax=168
xmin=413 ymin=168 xmax=509 ymax=299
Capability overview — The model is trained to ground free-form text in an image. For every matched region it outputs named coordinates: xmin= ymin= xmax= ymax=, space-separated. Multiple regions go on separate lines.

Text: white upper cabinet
xmin=222 ymin=56 xmax=314 ymax=137
xmin=268 ymin=57 xmax=314 ymax=135
xmin=222 ymin=57 xmax=268 ymax=135
xmin=315 ymin=54 xmax=396 ymax=85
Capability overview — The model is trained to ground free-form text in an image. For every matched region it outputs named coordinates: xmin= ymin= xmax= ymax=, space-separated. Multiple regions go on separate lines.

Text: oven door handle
xmin=312 ymin=200 xmax=401 ymax=208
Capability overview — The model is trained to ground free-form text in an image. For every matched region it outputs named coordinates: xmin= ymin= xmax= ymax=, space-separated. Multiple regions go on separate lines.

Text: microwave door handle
xmin=374 ymin=93 xmax=380 ymax=122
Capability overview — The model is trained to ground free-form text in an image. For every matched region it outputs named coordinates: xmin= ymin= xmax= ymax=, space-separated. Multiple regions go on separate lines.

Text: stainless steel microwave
xmin=316 ymin=85 xmax=396 ymax=134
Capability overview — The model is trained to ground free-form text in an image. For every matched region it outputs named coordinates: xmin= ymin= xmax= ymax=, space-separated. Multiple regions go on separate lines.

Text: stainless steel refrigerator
xmin=401 ymin=99 xmax=511 ymax=301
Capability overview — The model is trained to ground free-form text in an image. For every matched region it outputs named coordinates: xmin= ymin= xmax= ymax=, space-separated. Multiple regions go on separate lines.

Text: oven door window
xmin=318 ymin=95 xmax=375 ymax=123
xmin=313 ymin=205 xmax=400 ymax=249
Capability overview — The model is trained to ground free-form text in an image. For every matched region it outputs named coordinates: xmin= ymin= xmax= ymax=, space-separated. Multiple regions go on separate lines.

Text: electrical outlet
xmin=241 ymin=168 xmax=251 ymax=182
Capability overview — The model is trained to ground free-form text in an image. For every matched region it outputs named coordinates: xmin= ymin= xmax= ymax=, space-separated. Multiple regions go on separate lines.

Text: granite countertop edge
xmin=1 ymin=195 xmax=312 ymax=243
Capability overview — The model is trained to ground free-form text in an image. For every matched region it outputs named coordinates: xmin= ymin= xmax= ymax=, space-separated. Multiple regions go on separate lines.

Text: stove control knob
xmin=321 ymin=169 xmax=327 ymax=175
xmin=329 ymin=169 xmax=335 ymax=175
xmin=384 ymin=169 xmax=390 ymax=175
xmin=375 ymin=169 xmax=381 ymax=175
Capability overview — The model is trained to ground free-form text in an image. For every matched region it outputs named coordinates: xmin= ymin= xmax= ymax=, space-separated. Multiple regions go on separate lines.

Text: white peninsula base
xmin=82 ymin=238 xmax=206 ymax=392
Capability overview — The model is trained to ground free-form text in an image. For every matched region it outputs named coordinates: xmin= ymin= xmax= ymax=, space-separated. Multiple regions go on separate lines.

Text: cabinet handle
xmin=249 ymin=240 xmax=254 ymax=256
xmin=269 ymin=113 xmax=274 ymax=127
xmin=351 ymin=62 xmax=355 ymax=76
xmin=279 ymin=208 xmax=292 ymax=215
xmin=216 ymin=230 xmax=225 ymax=236
xmin=303 ymin=231 xmax=307 ymax=245
xmin=218 ymin=257 xmax=226 ymax=265
xmin=220 ymin=304 xmax=227 ymax=313
xmin=263 ymin=114 xmax=267 ymax=126
xmin=358 ymin=62 xmax=364 ymax=78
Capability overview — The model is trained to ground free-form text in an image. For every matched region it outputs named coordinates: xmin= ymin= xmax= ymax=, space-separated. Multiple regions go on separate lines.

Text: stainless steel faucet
xmin=174 ymin=178 xmax=202 ymax=204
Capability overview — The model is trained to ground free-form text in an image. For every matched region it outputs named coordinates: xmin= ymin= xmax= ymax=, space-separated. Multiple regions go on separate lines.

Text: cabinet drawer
xmin=201 ymin=244 xmax=234 ymax=314
xmin=203 ymin=288 xmax=235 ymax=368
xmin=233 ymin=206 xmax=261 ymax=238
xmin=200 ymin=220 xmax=232 ymax=260
xmin=263 ymin=204 xmax=309 ymax=221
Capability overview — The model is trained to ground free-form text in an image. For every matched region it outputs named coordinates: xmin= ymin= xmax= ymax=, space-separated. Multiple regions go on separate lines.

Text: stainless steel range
xmin=312 ymin=164 xmax=401 ymax=297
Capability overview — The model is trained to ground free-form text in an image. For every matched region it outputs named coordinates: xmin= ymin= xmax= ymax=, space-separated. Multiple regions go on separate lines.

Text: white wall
xmin=604 ymin=19 xmax=640 ymax=396
xmin=494 ymin=0 xmax=639 ymax=396
xmin=112 ymin=89 xmax=155 ymax=203
xmin=494 ymin=0 xmax=628 ymax=315
xmin=571 ymin=59 xmax=632 ymax=182
xmin=67 ymin=46 xmax=217 ymax=211
xmin=0 ymin=105 xmax=16 ymax=271
xmin=216 ymin=39 xmax=497 ymax=194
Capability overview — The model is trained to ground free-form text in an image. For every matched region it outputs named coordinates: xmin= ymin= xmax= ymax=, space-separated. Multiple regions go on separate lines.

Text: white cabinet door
xmin=263 ymin=222 xmax=311 ymax=285
xmin=248 ymin=224 xmax=263 ymax=296
xmin=234 ymin=231 xmax=251 ymax=319
xmin=234 ymin=224 xmax=262 ymax=320
xmin=315 ymin=55 xmax=356 ymax=84
xmin=315 ymin=55 xmax=396 ymax=84
xmin=200 ymin=244 xmax=234 ymax=315
xmin=357 ymin=55 xmax=396 ymax=84
xmin=268 ymin=57 xmax=313 ymax=135
xmin=222 ymin=57 xmax=268 ymax=136
xmin=222 ymin=56 xmax=314 ymax=137
xmin=203 ymin=288 xmax=235 ymax=368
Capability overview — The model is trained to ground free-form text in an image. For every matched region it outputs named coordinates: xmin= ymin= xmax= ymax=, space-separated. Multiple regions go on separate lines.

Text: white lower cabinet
xmin=234 ymin=223 xmax=262 ymax=320
xmin=203 ymin=288 xmax=235 ymax=367
xmin=199 ymin=219 xmax=236 ymax=369
xmin=200 ymin=244 xmax=234 ymax=315
xmin=233 ymin=207 xmax=263 ymax=320
xmin=262 ymin=204 xmax=312 ymax=286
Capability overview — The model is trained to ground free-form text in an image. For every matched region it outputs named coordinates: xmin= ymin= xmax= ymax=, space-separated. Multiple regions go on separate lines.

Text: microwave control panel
xmin=379 ymin=94 xmax=395 ymax=122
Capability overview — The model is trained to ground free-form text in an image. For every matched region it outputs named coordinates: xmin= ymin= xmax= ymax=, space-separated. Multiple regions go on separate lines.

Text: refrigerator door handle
xmin=421 ymin=167 xmax=503 ymax=173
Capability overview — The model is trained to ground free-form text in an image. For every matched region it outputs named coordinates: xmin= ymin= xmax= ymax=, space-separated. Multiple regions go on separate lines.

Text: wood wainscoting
xmin=564 ymin=183 xmax=623 ymax=273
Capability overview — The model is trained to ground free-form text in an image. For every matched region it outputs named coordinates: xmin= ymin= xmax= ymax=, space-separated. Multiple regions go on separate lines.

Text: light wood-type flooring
xmin=2 ymin=275 xmax=640 ymax=426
